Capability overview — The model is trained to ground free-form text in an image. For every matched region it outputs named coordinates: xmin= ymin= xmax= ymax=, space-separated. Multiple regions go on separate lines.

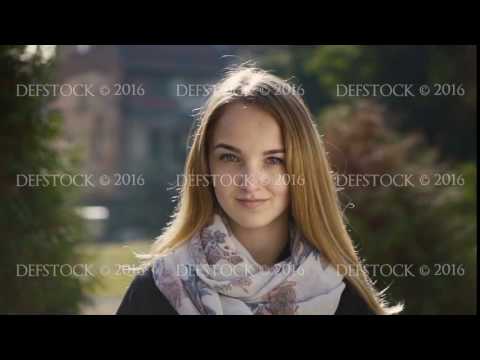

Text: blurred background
xmin=0 ymin=45 xmax=476 ymax=314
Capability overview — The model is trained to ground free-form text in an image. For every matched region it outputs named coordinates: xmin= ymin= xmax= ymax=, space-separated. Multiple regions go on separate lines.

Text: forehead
xmin=211 ymin=103 xmax=283 ymax=149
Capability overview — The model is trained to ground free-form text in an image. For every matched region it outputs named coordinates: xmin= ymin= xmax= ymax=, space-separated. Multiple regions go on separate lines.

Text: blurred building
xmin=52 ymin=45 xmax=264 ymax=241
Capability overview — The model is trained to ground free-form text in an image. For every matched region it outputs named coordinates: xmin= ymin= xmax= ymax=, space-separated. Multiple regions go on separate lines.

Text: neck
xmin=227 ymin=213 xmax=290 ymax=267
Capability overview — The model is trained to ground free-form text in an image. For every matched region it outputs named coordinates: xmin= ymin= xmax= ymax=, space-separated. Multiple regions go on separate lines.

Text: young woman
xmin=117 ymin=65 xmax=403 ymax=315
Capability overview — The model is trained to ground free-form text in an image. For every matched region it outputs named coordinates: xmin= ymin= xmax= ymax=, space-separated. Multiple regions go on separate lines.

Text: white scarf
xmin=152 ymin=214 xmax=345 ymax=315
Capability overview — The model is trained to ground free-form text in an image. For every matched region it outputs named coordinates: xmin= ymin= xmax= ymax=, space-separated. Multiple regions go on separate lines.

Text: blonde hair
xmin=147 ymin=64 xmax=403 ymax=315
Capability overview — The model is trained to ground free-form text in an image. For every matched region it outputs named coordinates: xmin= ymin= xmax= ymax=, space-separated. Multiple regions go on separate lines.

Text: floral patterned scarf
xmin=152 ymin=214 xmax=345 ymax=315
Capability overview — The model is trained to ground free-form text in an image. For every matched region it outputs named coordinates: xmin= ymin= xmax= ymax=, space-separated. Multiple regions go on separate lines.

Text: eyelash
xmin=266 ymin=157 xmax=284 ymax=165
xmin=219 ymin=153 xmax=240 ymax=163
xmin=219 ymin=153 xmax=284 ymax=165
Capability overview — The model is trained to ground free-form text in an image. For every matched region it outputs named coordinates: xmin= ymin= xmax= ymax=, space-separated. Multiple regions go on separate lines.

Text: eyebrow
xmin=214 ymin=143 xmax=285 ymax=155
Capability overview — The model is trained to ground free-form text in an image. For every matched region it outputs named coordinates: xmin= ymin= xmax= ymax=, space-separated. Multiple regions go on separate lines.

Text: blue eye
xmin=220 ymin=153 xmax=239 ymax=162
xmin=266 ymin=157 xmax=284 ymax=165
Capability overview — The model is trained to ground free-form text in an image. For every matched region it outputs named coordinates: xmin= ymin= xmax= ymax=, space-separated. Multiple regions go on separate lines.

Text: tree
xmin=321 ymin=101 xmax=476 ymax=314
xmin=262 ymin=45 xmax=477 ymax=162
xmin=0 ymin=46 xmax=92 ymax=313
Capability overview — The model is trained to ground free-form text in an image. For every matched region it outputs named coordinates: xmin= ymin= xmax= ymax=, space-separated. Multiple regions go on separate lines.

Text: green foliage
xmin=262 ymin=45 xmax=476 ymax=162
xmin=0 ymin=45 xmax=93 ymax=313
xmin=320 ymin=102 xmax=476 ymax=314
xmin=260 ymin=46 xmax=476 ymax=313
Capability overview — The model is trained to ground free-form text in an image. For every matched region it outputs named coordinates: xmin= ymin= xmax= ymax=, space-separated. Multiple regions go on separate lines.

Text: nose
xmin=237 ymin=164 xmax=268 ymax=192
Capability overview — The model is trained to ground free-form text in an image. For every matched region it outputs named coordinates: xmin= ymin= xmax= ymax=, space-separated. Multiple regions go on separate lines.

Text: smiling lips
xmin=236 ymin=198 xmax=270 ymax=209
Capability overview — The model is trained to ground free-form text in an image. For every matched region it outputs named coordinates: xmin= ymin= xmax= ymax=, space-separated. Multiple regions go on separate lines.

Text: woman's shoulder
xmin=335 ymin=280 xmax=376 ymax=315
xmin=117 ymin=268 xmax=375 ymax=315
xmin=116 ymin=267 xmax=178 ymax=315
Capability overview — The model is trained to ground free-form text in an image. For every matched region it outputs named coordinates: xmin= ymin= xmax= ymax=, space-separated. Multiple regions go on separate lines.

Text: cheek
xmin=209 ymin=157 xmax=238 ymax=176
xmin=213 ymin=182 xmax=232 ymax=197
xmin=267 ymin=181 xmax=290 ymax=202
xmin=209 ymin=159 xmax=237 ymax=201
xmin=210 ymin=165 xmax=237 ymax=192
xmin=211 ymin=174 xmax=236 ymax=203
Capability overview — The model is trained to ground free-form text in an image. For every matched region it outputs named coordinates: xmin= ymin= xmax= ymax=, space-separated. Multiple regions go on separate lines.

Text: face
xmin=208 ymin=102 xmax=290 ymax=230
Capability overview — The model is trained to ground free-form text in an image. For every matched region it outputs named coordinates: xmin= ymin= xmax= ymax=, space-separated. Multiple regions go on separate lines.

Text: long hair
xmin=147 ymin=65 xmax=403 ymax=315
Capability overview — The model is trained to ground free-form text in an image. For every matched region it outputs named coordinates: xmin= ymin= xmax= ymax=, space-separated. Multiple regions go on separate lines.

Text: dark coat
xmin=116 ymin=267 xmax=376 ymax=315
